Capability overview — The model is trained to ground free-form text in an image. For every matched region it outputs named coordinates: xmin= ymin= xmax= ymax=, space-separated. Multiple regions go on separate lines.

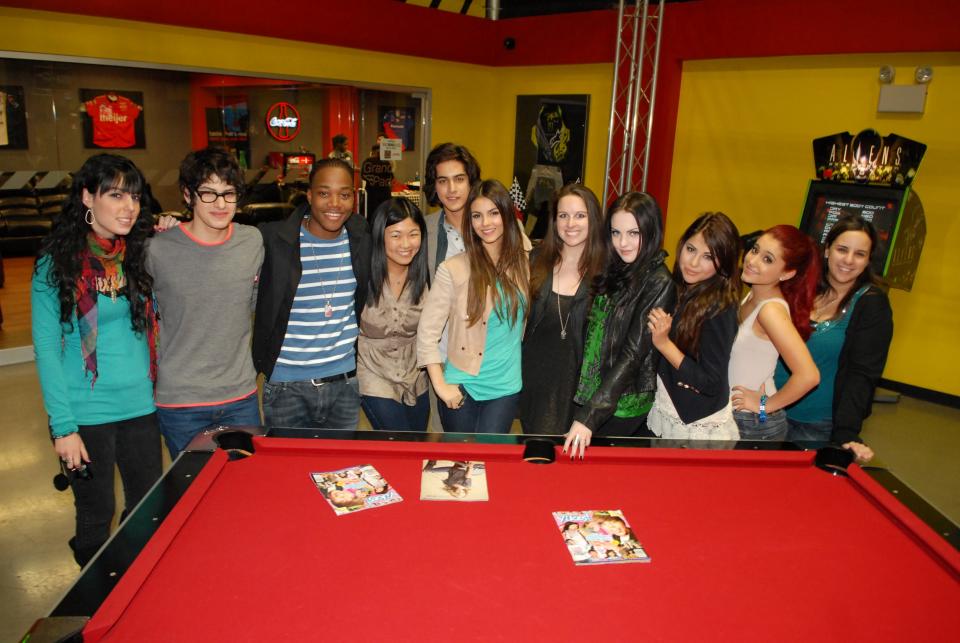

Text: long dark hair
xmin=368 ymin=197 xmax=430 ymax=306
xmin=36 ymin=153 xmax=154 ymax=332
xmin=762 ymin=224 xmax=820 ymax=340
xmin=818 ymin=214 xmax=881 ymax=317
xmin=671 ymin=212 xmax=741 ymax=358
xmin=529 ymin=183 xmax=605 ymax=301
xmin=462 ymin=179 xmax=528 ymax=327
xmin=593 ymin=192 xmax=665 ymax=298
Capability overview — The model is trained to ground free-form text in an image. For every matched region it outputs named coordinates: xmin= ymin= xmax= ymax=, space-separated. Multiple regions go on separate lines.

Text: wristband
xmin=758 ymin=394 xmax=768 ymax=423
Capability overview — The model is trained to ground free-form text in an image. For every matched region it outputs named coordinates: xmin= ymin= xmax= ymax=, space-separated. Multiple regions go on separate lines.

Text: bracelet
xmin=758 ymin=394 xmax=768 ymax=424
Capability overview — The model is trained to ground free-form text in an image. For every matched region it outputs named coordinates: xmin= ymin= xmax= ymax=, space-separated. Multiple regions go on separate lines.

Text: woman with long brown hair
xmin=417 ymin=179 xmax=530 ymax=433
xmin=647 ymin=212 xmax=742 ymax=440
xmin=520 ymin=184 xmax=605 ymax=435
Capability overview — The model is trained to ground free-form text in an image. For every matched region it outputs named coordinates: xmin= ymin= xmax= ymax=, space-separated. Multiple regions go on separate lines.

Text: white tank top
xmin=728 ymin=295 xmax=790 ymax=394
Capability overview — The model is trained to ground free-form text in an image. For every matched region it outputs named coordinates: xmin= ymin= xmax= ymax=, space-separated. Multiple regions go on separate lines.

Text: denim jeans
xmin=734 ymin=409 xmax=789 ymax=441
xmin=786 ymin=417 xmax=834 ymax=445
xmin=70 ymin=413 xmax=162 ymax=566
xmin=263 ymin=376 xmax=360 ymax=430
xmin=437 ymin=391 xmax=519 ymax=434
xmin=157 ymin=393 xmax=261 ymax=459
xmin=361 ymin=392 xmax=429 ymax=431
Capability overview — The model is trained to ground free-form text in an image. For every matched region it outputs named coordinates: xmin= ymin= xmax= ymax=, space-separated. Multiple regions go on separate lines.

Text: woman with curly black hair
xmin=32 ymin=153 xmax=162 ymax=566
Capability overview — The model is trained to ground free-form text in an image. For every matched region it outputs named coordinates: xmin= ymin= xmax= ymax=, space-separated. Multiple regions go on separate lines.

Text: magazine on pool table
xmin=420 ymin=460 xmax=489 ymax=501
xmin=553 ymin=510 xmax=651 ymax=565
xmin=310 ymin=464 xmax=403 ymax=516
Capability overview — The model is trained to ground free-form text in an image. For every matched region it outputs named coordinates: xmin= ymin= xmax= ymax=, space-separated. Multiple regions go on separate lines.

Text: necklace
xmin=304 ymin=219 xmax=345 ymax=318
xmin=554 ymin=262 xmax=582 ymax=340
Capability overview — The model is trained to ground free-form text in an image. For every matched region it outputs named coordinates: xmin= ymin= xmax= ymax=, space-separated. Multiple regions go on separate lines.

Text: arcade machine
xmin=799 ymin=128 xmax=928 ymax=403
xmin=800 ymin=128 xmax=927 ymax=292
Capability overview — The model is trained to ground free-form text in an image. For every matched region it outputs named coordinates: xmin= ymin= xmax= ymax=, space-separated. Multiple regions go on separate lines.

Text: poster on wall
xmin=512 ymin=95 xmax=589 ymax=234
xmin=80 ymin=89 xmax=145 ymax=149
xmin=206 ymin=99 xmax=251 ymax=168
xmin=379 ymin=106 xmax=416 ymax=151
xmin=0 ymin=85 xmax=28 ymax=149
xmin=380 ymin=137 xmax=402 ymax=161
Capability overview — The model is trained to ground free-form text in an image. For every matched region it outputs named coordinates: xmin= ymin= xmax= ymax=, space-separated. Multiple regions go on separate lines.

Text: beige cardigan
xmin=417 ymin=252 xmax=529 ymax=377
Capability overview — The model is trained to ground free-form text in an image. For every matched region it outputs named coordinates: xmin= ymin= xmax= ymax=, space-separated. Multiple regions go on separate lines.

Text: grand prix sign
xmin=266 ymin=102 xmax=301 ymax=142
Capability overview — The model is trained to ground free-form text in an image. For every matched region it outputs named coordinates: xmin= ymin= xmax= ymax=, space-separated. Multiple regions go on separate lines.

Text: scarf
xmin=75 ymin=233 xmax=158 ymax=386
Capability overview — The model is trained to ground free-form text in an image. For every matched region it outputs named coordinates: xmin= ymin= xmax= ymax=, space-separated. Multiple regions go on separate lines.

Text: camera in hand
xmin=73 ymin=462 xmax=92 ymax=480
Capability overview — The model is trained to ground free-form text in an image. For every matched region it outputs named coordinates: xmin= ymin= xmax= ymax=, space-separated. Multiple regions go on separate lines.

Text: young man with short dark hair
xmin=253 ymin=158 xmax=371 ymax=430
xmin=147 ymin=147 xmax=264 ymax=457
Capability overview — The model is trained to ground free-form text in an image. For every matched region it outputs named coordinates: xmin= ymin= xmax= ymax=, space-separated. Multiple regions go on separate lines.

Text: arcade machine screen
xmin=799 ymin=180 xmax=907 ymax=276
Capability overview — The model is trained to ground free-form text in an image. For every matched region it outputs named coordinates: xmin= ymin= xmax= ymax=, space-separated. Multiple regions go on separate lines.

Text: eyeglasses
xmin=196 ymin=190 xmax=239 ymax=204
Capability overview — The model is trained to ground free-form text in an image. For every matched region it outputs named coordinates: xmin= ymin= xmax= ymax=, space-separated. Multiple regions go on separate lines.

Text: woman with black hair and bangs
xmin=563 ymin=192 xmax=676 ymax=458
xmin=357 ymin=197 xmax=431 ymax=431
xmin=32 ymin=153 xmax=162 ymax=566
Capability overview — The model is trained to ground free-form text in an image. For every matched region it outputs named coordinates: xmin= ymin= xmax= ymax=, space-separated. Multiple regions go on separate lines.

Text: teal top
xmin=775 ymin=287 xmax=867 ymax=423
xmin=575 ymin=295 xmax=653 ymax=418
xmin=445 ymin=285 xmax=525 ymax=401
xmin=32 ymin=258 xmax=155 ymax=438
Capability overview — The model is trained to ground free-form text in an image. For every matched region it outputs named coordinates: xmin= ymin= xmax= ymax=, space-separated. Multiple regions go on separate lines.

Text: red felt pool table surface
xmin=82 ymin=437 xmax=959 ymax=642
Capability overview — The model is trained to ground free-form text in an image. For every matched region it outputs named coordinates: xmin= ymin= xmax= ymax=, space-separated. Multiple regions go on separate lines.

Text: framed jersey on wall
xmin=80 ymin=89 xmax=146 ymax=149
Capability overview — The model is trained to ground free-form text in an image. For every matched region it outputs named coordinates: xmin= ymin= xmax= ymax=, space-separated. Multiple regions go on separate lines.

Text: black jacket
xmin=657 ymin=305 xmax=738 ymax=424
xmin=573 ymin=251 xmax=676 ymax=430
xmin=252 ymin=205 xmax=372 ymax=379
xmin=831 ymin=285 xmax=893 ymax=445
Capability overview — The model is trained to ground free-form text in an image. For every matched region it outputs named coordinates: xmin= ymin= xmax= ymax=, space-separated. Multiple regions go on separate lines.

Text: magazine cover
xmin=310 ymin=464 xmax=402 ymax=516
xmin=552 ymin=510 xmax=650 ymax=565
xmin=420 ymin=460 xmax=489 ymax=501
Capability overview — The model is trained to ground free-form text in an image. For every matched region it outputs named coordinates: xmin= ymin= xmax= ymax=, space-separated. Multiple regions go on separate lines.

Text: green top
xmin=445 ymin=284 xmax=525 ymax=401
xmin=32 ymin=257 xmax=155 ymax=437
xmin=775 ymin=286 xmax=867 ymax=422
xmin=575 ymin=294 xmax=652 ymax=418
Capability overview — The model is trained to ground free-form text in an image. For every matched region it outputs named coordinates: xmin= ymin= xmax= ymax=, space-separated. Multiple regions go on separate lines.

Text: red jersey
xmin=85 ymin=95 xmax=142 ymax=148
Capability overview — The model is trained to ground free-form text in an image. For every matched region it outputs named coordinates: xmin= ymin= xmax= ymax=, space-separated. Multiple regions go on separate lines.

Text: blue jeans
xmin=437 ymin=390 xmax=519 ymax=434
xmin=157 ymin=393 xmax=261 ymax=459
xmin=262 ymin=376 xmax=360 ymax=430
xmin=786 ymin=417 xmax=834 ymax=444
xmin=361 ymin=393 xmax=429 ymax=431
xmin=734 ymin=409 xmax=789 ymax=441
xmin=71 ymin=413 xmax=162 ymax=566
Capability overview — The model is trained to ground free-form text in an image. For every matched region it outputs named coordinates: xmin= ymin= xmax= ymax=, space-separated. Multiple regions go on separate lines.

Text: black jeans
xmin=69 ymin=413 xmax=162 ymax=566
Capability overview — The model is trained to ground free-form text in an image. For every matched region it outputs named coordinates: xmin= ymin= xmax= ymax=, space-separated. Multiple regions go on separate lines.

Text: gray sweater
xmin=146 ymin=224 xmax=264 ymax=406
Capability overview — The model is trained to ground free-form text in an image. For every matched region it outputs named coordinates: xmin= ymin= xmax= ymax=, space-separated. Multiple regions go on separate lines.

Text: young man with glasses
xmin=146 ymin=147 xmax=264 ymax=457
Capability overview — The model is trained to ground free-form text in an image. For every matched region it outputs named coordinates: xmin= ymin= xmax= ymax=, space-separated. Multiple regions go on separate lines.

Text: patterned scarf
xmin=75 ymin=233 xmax=159 ymax=386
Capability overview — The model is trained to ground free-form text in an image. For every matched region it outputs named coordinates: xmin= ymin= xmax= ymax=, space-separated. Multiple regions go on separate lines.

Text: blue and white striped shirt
xmin=270 ymin=227 xmax=358 ymax=382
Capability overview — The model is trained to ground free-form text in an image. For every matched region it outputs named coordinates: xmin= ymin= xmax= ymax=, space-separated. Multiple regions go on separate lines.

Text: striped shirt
xmin=270 ymin=227 xmax=358 ymax=382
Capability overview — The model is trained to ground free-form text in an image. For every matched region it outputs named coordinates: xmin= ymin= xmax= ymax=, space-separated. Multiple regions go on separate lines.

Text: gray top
xmin=146 ymin=224 xmax=264 ymax=406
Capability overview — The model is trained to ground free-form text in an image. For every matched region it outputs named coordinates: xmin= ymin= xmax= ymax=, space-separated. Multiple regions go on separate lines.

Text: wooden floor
xmin=0 ymin=256 xmax=34 ymax=349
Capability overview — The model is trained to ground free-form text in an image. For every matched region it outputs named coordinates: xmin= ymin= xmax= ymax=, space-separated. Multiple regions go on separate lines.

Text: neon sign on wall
xmin=266 ymin=102 xmax=301 ymax=142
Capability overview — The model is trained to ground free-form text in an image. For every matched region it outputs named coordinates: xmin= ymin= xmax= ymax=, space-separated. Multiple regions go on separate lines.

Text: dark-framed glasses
xmin=196 ymin=190 xmax=239 ymax=203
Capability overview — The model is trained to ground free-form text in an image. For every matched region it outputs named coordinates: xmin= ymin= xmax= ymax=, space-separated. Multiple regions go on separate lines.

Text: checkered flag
xmin=509 ymin=176 xmax=527 ymax=212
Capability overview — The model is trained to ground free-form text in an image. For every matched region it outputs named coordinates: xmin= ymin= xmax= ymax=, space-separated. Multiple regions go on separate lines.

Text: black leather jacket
xmin=252 ymin=205 xmax=371 ymax=380
xmin=573 ymin=251 xmax=676 ymax=431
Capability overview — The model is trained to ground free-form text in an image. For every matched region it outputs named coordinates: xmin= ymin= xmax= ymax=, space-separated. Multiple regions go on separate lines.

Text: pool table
xmin=29 ymin=429 xmax=960 ymax=642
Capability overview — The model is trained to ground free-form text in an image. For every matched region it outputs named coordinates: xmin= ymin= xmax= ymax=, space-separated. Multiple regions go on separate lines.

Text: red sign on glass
xmin=265 ymin=102 xmax=301 ymax=142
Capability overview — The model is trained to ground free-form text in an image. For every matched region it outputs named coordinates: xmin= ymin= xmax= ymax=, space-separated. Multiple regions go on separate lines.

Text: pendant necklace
xmin=305 ymin=219 xmax=344 ymax=318
xmin=555 ymin=262 xmax=581 ymax=340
